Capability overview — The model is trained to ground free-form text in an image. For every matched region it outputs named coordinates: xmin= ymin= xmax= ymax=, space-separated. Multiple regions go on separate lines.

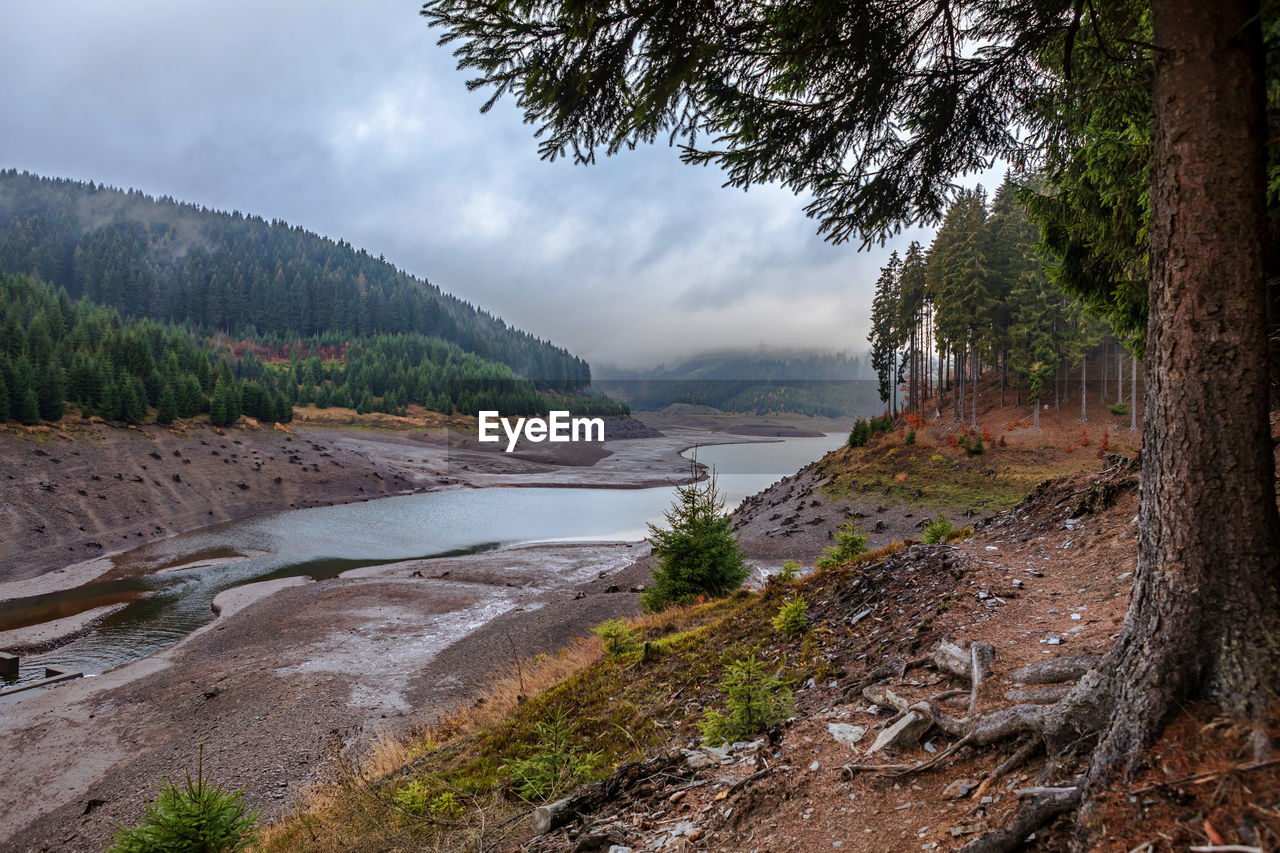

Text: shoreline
xmin=0 ymin=419 xmax=764 ymax=603
xmin=0 ymin=413 xmax=855 ymax=851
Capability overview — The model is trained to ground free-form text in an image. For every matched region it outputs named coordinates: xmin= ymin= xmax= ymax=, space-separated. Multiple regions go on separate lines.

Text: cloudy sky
xmin=0 ymin=0 xmax=974 ymax=367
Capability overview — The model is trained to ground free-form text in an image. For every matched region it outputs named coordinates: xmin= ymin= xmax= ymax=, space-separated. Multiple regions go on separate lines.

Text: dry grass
xmin=255 ymin=590 xmax=807 ymax=853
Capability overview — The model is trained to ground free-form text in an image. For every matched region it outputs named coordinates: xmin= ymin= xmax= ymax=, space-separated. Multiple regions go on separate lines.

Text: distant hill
xmin=0 ymin=170 xmax=589 ymax=389
xmin=594 ymin=349 xmax=870 ymax=382
xmin=595 ymin=349 xmax=882 ymax=417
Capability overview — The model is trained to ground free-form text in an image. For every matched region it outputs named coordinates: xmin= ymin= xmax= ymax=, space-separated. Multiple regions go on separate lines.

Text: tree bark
xmin=1053 ymin=0 xmax=1280 ymax=839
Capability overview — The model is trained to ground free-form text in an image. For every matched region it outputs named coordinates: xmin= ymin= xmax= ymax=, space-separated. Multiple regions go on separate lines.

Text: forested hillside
xmin=0 ymin=273 xmax=625 ymax=428
xmin=0 ymin=170 xmax=589 ymax=388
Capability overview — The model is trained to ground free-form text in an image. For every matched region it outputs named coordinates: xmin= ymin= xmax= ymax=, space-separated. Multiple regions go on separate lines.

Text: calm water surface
xmin=0 ymin=433 xmax=843 ymax=685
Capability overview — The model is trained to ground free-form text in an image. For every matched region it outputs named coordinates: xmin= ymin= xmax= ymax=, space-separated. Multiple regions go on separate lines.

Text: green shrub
xmin=775 ymin=559 xmax=802 ymax=582
xmin=904 ymin=427 xmax=916 ymax=445
xmin=966 ymin=434 xmax=984 ymax=455
xmin=922 ymin=513 xmax=956 ymax=544
xmin=699 ymin=656 xmax=793 ymax=746
xmin=503 ymin=709 xmax=600 ymax=802
xmin=869 ymin=414 xmax=895 ymax=434
xmin=771 ymin=595 xmax=808 ymax=638
xmin=392 ymin=782 xmax=465 ymax=820
xmin=109 ymin=745 xmax=258 ymax=853
xmin=642 ymin=461 xmax=747 ymax=610
xmin=816 ymin=522 xmax=868 ymax=569
xmin=1108 ymin=402 xmax=1130 ymax=416
xmin=847 ymin=418 xmax=872 ymax=447
xmin=594 ymin=618 xmax=639 ymax=657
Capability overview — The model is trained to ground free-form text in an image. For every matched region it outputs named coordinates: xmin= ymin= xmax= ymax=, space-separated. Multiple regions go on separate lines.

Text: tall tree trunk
xmin=1100 ymin=339 xmax=1108 ymax=402
xmin=1080 ymin=356 xmax=1087 ymax=422
xmin=1000 ymin=349 xmax=1006 ymax=408
xmin=1116 ymin=340 xmax=1124 ymax=404
xmin=970 ymin=349 xmax=978 ymax=429
xmin=1130 ymin=354 xmax=1137 ymax=433
xmin=1054 ymin=0 xmax=1280 ymax=832
xmin=1054 ymin=360 xmax=1060 ymax=410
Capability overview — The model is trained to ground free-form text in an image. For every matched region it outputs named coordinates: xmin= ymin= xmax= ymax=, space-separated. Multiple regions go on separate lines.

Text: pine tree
xmin=209 ymin=385 xmax=230 ymax=427
xmin=156 ymin=383 xmax=178 ymax=425
xmin=36 ymin=364 xmax=65 ymax=422
xmin=121 ymin=376 xmax=147 ymax=424
xmin=867 ymin=253 xmax=901 ymax=413
xmin=641 ymin=458 xmax=746 ymax=610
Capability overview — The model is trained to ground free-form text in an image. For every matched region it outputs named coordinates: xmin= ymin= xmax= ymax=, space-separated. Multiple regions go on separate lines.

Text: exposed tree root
xmin=959 ymin=786 xmax=1080 ymax=853
xmin=968 ymin=736 xmax=1041 ymax=806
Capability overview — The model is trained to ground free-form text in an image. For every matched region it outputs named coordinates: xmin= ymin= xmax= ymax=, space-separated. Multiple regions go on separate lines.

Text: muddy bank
xmin=0 ymin=421 xmax=434 ymax=586
xmin=0 ymin=541 xmax=656 ymax=852
xmin=0 ymin=418 xmax=727 ymax=594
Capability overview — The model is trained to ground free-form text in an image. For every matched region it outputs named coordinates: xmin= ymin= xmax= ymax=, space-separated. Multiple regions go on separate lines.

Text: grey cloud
xmin=0 ymin=0 xmax=945 ymax=367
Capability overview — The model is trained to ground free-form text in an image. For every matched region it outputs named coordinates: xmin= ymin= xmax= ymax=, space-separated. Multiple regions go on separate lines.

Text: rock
xmin=1043 ymin=633 xmax=1063 ymax=645
xmin=868 ymin=705 xmax=932 ymax=754
xmin=862 ymin=684 xmax=909 ymax=713
xmin=827 ymin=723 xmax=866 ymax=750
xmin=682 ymin=749 xmax=716 ymax=771
xmin=943 ymin=778 xmax=980 ymax=799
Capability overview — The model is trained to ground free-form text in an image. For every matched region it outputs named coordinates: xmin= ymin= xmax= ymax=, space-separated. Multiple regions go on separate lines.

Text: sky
xmin=0 ymin=0 xmax=989 ymax=368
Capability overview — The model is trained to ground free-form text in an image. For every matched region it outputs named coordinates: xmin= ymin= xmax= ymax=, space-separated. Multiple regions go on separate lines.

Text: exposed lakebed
xmin=0 ymin=432 xmax=843 ymax=687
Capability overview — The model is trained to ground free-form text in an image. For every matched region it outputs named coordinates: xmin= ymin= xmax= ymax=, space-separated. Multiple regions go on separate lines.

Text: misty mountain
xmin=0 ymin=170 xmax=589 ymax=389
xmin=594 ymin=349 xmax=879 ymax=417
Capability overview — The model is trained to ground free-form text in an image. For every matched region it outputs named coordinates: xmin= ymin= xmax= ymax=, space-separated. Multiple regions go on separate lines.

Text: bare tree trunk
xmin=1100 ymin=339 xmax=1108 ymax=402
xmin=1032 ymin=395 xmax=1039 ymax=429
xmin=970 ymin=349 xmax=978 ymax=429
xmin=1054 ymin=360 xmax=1060 ymax=410
xmin=1116 ymin=341 xmax=1124 ymax=404
xmin=1000 ymin=349 xmax=1006 ymax=408
xmin=1080 ymin=356 xmax=1087 ymax=422
xmin=1130 ymin=354 xmax=1137 ymax=432
xmin=1052 ymin=3 xmax=1280 ymax=837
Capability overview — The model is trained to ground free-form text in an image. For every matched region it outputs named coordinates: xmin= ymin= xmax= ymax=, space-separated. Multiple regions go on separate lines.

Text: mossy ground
xmin=817 ymin=431 xmax=1100 ymax=512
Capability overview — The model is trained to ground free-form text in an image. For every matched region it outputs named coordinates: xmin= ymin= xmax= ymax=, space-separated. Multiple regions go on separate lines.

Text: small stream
xmin=0 ymin=433 xmax=843 ymax=687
